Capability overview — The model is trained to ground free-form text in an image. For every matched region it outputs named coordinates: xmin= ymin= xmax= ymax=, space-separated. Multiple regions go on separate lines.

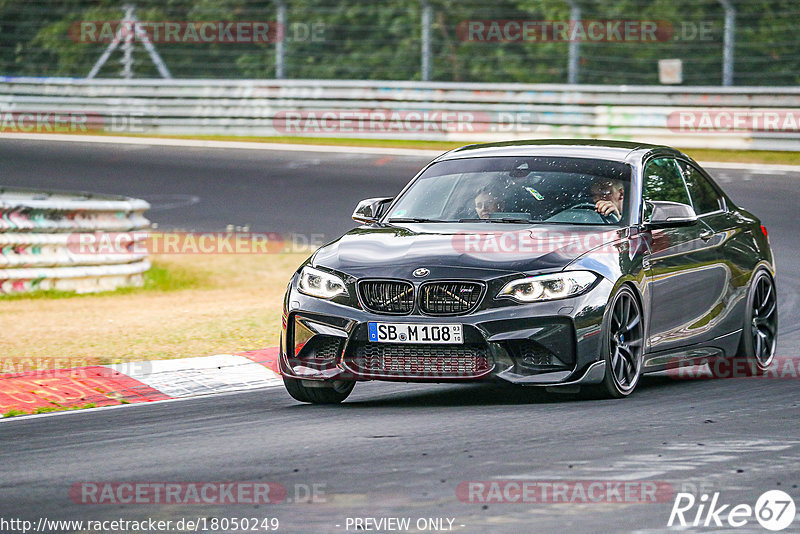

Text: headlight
xmin=298 ymin=266 xmax=349 ymax=299
xmin=497 ymin=271 xmax=598 ymax=303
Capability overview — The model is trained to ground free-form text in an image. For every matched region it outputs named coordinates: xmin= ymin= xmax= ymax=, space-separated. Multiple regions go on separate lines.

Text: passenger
xmin=474 ymin=184 xmax=505 ymax=219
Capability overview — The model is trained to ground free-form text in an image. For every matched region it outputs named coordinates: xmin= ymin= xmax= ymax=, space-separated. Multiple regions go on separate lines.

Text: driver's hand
xmin=595 ymin=200 xmax=620 ymax=218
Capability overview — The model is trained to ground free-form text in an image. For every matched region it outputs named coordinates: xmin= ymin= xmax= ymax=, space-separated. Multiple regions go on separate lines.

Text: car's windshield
xmin=385 ymin=156 xmax=632 ymax=225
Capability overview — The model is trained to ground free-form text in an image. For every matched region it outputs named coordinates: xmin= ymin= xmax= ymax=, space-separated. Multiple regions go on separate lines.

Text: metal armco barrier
xmin=0 ymin=187 xmax=151 ymax=293
xmin=1 ymin=77 xmax=800 ymax=150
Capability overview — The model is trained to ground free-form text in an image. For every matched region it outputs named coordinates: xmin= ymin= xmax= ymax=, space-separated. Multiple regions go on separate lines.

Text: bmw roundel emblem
xmin=413 ymin=268 xmax=430 ymax=278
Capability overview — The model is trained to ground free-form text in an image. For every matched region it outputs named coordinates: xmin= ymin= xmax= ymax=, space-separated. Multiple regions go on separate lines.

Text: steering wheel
xmin=567 ymin=202 xmax=620 ymax=224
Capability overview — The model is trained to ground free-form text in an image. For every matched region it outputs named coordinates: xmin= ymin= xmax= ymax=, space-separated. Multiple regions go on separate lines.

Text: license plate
xmin=368 ymin=322 xmax=463 ymax=344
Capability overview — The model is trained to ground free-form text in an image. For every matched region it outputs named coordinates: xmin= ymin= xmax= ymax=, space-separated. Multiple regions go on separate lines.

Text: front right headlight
xmin=297 ymin=266 xmax=349 ymax=299
xmin=497 ymin=271 xmax=598 ymax=303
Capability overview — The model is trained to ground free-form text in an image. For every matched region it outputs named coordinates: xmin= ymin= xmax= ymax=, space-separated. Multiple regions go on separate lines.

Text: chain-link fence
xmin=1 ymin=0 xmax=798 ymax=85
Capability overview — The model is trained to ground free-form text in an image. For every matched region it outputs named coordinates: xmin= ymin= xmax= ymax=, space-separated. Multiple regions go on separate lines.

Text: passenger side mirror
xmin=644 ymin=201 xmax=697 ymax=228
xmin=352 ymin=197 xmax=394 ymax=224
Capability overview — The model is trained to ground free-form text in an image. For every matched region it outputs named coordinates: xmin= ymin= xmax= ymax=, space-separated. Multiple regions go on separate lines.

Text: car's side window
xmin=678 ymin=161 xmax=724 ymax=215
xmin=642 ymin=157 xmax=691 ymax=208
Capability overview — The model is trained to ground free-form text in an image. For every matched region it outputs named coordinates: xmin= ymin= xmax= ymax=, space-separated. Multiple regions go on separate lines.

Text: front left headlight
xmin=297 ymin=266 xmax=349 ymax=299
xmin=497 ymin=271 xmax=598 ymax=303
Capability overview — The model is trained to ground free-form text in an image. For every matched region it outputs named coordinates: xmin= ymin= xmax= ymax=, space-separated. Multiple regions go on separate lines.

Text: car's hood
xmin=312 ymin=223 xmax=622 ymax=280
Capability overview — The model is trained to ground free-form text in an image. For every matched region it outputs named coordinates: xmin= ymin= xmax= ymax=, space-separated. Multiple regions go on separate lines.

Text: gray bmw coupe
xmin=279 ymin=140 xmax=777 ymax=403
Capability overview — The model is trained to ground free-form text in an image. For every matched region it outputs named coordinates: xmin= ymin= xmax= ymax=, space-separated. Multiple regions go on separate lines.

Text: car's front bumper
xmin=280 ymin=277 xmax=613 ymax=387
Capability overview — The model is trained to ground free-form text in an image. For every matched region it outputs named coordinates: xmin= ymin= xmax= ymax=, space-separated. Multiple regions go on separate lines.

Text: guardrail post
xmin=276 ymin=0 xmax=287 ymax=79
xmin=566 ymin=0 xmax=580 ymax=84
xmin=421 ymin=0 xmax=432 ymax=81
xmin=718 ymin=0 xmax=735 ymax=86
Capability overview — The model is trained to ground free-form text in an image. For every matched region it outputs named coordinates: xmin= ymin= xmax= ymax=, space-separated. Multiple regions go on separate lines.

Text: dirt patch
xmin=0 ymin=252 xmax=309 ymax=370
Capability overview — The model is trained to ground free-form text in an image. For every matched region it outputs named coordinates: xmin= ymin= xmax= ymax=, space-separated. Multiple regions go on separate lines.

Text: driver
xmin=591 ymin=178 xmax=625 ymax=220
xmin=474 ymin=184 xmax=505 ymax=219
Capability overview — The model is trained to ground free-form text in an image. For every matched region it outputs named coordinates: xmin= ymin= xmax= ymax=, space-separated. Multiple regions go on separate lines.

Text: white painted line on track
xmin=0 ymin=387 xmax=282 ymax=424
xmin=1 ymin=354 xmax=284 ymax=422
xmin=108 ymin=354 xmax=282 ymax=398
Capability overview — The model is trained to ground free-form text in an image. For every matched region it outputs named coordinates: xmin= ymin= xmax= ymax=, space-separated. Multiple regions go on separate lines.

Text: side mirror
xmin=644 ymin=201 xmax=698 ymax=228
xmin=352 ymin=197 xmax=394 ymax=224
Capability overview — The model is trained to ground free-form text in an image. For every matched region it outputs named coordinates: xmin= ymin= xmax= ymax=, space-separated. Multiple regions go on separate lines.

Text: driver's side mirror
xmin=644 ymin=200 xmax=697 ymax=228
xmin=352 ymin=197 xmax=394 ymax=224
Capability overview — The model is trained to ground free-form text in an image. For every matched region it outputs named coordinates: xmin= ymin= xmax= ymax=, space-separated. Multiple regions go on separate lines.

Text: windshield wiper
xmin=458 ymin=218 xmax=537 ymax=224
xmin=387 ymin=217 xmax=451 ymax=223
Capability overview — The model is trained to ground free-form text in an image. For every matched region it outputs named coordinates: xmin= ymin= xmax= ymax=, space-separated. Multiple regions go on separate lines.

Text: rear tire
xmin=584 ymin=285 xmax=644 ymax=399
xmin=713 ymin=270 xmax=777 ymax=377
xmin=283 ymin=377 xmax=355 ymax=404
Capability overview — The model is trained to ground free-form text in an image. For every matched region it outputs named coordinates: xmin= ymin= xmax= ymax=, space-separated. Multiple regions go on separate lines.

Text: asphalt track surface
xmin=1 ymin=138 xmax=799 ymax=534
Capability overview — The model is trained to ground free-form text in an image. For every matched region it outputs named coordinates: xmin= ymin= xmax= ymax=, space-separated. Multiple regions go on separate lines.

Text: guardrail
xmin=1 ymin=77 xmax=800 ymax=150
xmin=0 ymin=187 xmax=151 ymax=293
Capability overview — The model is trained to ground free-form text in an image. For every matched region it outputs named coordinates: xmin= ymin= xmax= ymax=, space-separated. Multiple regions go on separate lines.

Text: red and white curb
xmin=0 ymin=348 xmax=281 ymax=417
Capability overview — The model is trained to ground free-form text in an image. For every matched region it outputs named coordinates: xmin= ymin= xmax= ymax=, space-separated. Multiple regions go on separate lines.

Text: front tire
xmin=586 ymin=285 xmax=645 ymax=399
xmin=283 ymin=377 xmax=355 ymax=404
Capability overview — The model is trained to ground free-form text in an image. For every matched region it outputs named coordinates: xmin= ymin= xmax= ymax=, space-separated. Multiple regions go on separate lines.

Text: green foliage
xmin=0 ymin=261 xmax=209 ymax=300
xmin=1 ymin=403 xmax=100 ymax=418
xmin=0 ymin=0 xmax=797 ymax=84
xmin=643 ymin=157 xmax=691 ymax=204
xmin=33 ymin=405 xmax=60 ymax=414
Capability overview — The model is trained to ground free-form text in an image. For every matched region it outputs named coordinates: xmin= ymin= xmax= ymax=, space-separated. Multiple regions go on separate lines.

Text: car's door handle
xmin=700 ymin=230 xmax=714 ymax=241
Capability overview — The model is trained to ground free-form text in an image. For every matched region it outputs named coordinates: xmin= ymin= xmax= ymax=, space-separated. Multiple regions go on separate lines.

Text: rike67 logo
xmin=668 ymin=490 xmax=796 ymax=531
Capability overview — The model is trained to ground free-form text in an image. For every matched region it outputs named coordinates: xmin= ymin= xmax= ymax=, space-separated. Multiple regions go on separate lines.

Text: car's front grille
xmin=420 ymin=282 xmax=483 ymax=315
xmin=358 ymin=280 xmax=414 ymax=314
xmin=346 ymin=343 xmax=491 ymax=378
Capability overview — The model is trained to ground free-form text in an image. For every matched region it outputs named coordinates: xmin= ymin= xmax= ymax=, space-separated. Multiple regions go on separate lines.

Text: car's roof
xmin=435 ymin=139 xmax=684 ymax=163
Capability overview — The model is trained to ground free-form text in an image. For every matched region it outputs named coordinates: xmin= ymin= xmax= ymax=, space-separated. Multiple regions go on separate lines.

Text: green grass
xmin=33 ymin=406 xmax=60 ymax=414
xmin=679 ymin=148 xmax=800 ymax=166
xmin=135 ymin=262 xmax=210 ymax=292
xmin=2 ymin=403 xmax=99 ymax=418
xmin=1 ymin=252 xmax=302 ymax=362
xmin=0 ymin=261 xmax=211 ymax=301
